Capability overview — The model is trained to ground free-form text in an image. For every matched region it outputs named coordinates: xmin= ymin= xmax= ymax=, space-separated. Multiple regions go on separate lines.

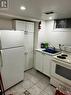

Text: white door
xmin=1 ymin=30 xmax=24 ymax=49
xmin=43 ymin=54 xmax=51 ymax=77
xmin=28 ymin=52 xmax=33 ymax=69
xmin=35 ymin=51 xmax=43 ymax=72
xmin=24 ymin=33 xmax=34 ymax=71
xmin=26 ymin=22 xmax=34 ymax=33
xmin=24 ymin=32 xmax=34 ymax=52
xmin=24 ymin=52 xmax=33 ymax=70
xmin=27 ymin=33 xmax=34 ymax=52
xmin=1 ymin=47 xmax=24 ymax=90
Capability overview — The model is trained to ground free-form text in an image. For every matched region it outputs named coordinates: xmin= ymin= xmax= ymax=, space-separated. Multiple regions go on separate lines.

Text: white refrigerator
xmin=0 ymin=30 xmax=25 ymax=91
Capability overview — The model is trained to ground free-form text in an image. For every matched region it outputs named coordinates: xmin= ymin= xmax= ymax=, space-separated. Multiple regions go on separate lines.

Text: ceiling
xmin=0 ymin=0 xmax=71 ymax=21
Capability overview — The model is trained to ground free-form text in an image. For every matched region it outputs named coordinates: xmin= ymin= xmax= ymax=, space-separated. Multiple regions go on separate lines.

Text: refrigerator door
xmin=1 ymin=47 xmax=24 ymax=90
xmin=0 ymin=30 xmax=24 ymax=49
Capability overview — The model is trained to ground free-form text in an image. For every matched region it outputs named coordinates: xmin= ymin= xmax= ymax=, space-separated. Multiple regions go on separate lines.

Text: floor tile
xmin=39 ymin=91 xmax=49 ymax=95
xmin=24 ymin=72 xmax=32 ymax=81
xmin=24 ymin=70 xmax=42 ymax=84
xmin=36 ymin=77 xmax=50 ymax=90
xmin=26 ymin=68 xmax=38 ymax=75
xmin=29 ymin=75 xmax=40 ymax=84
xmin=5 ymin=82 xmax=25 ymax=95
xmin=29 ymin=85 xmax=42 ymax=95
xmin=42 ymin=85 xmax=56 ymax=95
xmin=22 ymin=80 xmax=34 ymax=90
xmin=27 ymin=68 xmax=46 ymax=80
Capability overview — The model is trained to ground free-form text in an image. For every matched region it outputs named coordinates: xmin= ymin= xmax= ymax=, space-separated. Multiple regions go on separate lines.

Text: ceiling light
xmin=49 ymin=17 xmax=52 ymax=20
xmin=20 ymin=6 xmax=26 ymax=10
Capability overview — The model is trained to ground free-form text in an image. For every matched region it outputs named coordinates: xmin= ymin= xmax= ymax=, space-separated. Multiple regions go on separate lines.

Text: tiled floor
xmin=5 ymin=68 xmax=56 ymax=95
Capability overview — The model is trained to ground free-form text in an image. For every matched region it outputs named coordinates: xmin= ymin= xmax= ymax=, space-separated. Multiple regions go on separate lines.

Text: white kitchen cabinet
xmin=13 ymin=20 xmax=34 ymax=33
xmin=13 ymin=20 xmax=26 ymax=31
xmin=43 ymin=54 xmax=51 ymax=77
xmin=35 ymin=51 xmax=51 ymax=77
xmin=35 ymin=51 xmax=44 ymax=72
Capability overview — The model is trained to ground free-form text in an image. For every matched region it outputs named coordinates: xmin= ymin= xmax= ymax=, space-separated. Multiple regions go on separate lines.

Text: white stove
xmin=50 ymin=51 xmax=71 ymax=88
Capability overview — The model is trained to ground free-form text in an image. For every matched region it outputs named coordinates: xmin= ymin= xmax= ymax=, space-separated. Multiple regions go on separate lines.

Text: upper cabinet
xmin=13 ymin=20 xmax=26 ymax=31
xmin=13 ymin=20 xmax=34 ymax=33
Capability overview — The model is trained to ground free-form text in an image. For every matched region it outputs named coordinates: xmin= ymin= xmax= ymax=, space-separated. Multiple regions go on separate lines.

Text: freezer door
xmin=1 ymin=47 xmax=24 ymax=90
xmin=0 ymin=30 xmax=24 ymax=49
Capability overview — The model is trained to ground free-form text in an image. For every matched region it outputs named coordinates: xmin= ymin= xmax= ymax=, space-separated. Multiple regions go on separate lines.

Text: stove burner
xmin=61 ymin=54 xmax=68 ymax=57
xmin=57 ymin=55 xmax=66 ymax=59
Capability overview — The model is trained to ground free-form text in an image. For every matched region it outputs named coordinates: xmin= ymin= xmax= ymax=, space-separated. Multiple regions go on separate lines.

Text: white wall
xmin=0 ymin=19 xmax=12 ymax=30
xmin=37 ymin=21 xmax=46 ymax=48
xmin=37 ymin=20 xmax=71 ymax=48
xmin=34 ymin=22 xmax=39 ymax=49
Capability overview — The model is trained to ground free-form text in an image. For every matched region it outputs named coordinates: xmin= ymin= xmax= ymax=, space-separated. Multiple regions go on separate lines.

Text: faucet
xmin=59 ymin=44 xmax=64 ymax=52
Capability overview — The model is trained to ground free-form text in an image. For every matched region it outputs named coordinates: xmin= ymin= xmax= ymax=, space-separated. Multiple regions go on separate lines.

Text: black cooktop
xmin=57 ymin=54 xmax=68 ymax=59
xmin=57 ymin=56 xmax=66 ymax=59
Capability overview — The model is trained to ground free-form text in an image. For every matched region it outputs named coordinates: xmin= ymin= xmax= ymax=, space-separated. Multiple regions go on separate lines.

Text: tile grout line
xmin=23 ymin=78 xmax=49 ymax=95
xmin=25 ymin=70 xmax=52 ymax=95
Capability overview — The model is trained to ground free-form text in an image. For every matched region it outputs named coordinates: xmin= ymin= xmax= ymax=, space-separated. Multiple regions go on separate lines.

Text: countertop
xmin=35 ymin=48 xmax=71 ymax=64
xmin=35 ymin=48 xmax=60 ymax=56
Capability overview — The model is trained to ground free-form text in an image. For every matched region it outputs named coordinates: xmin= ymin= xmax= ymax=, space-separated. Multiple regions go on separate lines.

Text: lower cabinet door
xmin=43 ymin=54 xmax=51 ymax=77
xmin=35 ymin=51 xmax=51 ymax=77
xmin=35 ymin=51 xmax=43 ymax=72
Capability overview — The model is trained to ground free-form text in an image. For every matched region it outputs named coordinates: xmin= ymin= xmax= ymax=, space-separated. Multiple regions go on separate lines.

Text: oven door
xmin=51 ymin=59 xmax=71 ymax=86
